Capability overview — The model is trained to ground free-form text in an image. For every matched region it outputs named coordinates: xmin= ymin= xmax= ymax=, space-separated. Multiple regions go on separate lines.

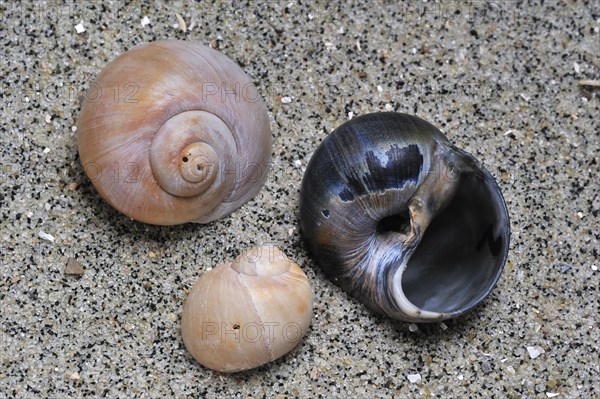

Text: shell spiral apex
xmin=77 ymin=40 xmax=271 ymax=225
xmin=181 ymin=245 xmax=313 ymax=373
xmin=299 ymin=112 xmax=510 ymax=322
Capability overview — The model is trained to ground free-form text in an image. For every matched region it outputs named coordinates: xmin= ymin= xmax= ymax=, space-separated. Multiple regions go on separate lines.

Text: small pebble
xmin=75 ymin=23 xmax=85 ymax=34
xmin=293 ymin=160 xmax=302 ymax=168
xmin=69 ymin=372 xmax=80 ymax=381
xmin=310 ymin=366 xmax=319 ymax=380
xmin=440 ymin=322 xmax=448 ymax=331
xmin=573 ymin=62 xmax=580 ymax=73
xmin=43 ymin=147 xmax=51 ymax=154
xmin=281 ymin=96 xmax=292 ymax=104
xmin=38 ymin=231 xmax=55 ymax=242
xmin=71 ymin=126 xmax=77 ymax=132
xmin=526 ymin=346 xmax=545 ymax=359
xmin=592 ymin=265 xmax=598 ymax=271
xmin=481 ymin=362 xmax=493 ymax=374
xmin=560 ymin=264 xmax=572 ymax=273
xmin=457 ymin=374 xmax=464 ymax=380
xmin=407 ymin=373 xmax=421 ymax=383
xmin=545 ymin=393 xmax=560 ymax=398
xmin=408 ymin=324 xmax=418 ymax=332
xmin=44 ymin=114 xmax=52 ymax=124
xmin=68 ymin=182 xmax=78 ymax=191
xmin=65 ymin=258 xmax=84 ymax=276
xmin=141 ymin=16 xmax=150 ymax=27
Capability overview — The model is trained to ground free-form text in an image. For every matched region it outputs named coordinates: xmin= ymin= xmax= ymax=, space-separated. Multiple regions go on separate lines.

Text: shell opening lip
xmin=395 ymin=167 xmax=510 ymax=320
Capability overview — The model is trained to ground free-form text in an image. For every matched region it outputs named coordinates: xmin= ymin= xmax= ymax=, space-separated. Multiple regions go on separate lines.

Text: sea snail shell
xmin=299 ymin=112 xmax=510 ymax=322
xmin=77 ymin=40 xmax=271 ymax=225
xmin=181 ymin=246 xmax=313 ymax=372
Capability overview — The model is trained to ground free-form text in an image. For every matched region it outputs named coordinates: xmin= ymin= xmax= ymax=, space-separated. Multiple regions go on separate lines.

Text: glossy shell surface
xmin=77 ymin=40 xmax=271 ymax=225
xmin=299 ymin=112 xmax=510 ymax=322
xmin=181 ymin=246 xmax=313 ymax=372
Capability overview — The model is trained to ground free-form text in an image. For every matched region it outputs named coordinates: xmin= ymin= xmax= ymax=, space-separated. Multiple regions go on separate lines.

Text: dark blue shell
xmin=299 ymin=112 xmax=510 ymax=322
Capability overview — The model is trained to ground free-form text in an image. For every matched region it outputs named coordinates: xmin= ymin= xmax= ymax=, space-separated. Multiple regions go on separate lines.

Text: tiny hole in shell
xmin=322 ymin=209 xmax=330 ymax=218
xmin=182 ymin=157 xmax=188 ymax=162
xmin=233 ymin=323 xmax=240 ymax=330
xmin=197 ymin=164 xmax=203 ymax=171
xmin=376 ymin=210 xmax=411 ymax=235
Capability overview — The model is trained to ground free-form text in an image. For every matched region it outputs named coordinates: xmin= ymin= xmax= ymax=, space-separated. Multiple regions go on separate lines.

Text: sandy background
xmin=1 ymin=1 xmax=598 ymax=398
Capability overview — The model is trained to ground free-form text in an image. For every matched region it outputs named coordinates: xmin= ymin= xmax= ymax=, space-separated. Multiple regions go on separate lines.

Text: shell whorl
xmin=149 ymin=110 xmax=233 ymax=200
xmin=77 ymin=40 xmax=271 ymax=225
xmin=299 ymin=113 xmax=510 ymax=322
